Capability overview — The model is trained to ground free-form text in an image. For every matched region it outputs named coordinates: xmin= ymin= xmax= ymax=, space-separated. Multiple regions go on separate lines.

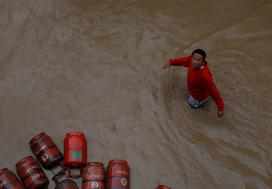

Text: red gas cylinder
xmin=16 ymin=156 xmax=49 ymax=189
xmin=29 ymin=132 xmax=64 ymax=169
xmin=52 ymin=171 xmax=79 ymax=189
xmin=0 ymin=168 xmax=25 ymax=189
xmin=156 ymin=185 xmax=171 ymax=189
xmin=82 ymin=162 xmax=105 ymax=189
xmin=64 ymin=132 xmax=87 ymax=178
xmin=106 ymin=160 xmax=130 ymax=189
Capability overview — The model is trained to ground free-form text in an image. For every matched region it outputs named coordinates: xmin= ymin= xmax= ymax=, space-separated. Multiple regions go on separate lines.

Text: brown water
xmin=0 ymin=0 xmax=272 ymax=188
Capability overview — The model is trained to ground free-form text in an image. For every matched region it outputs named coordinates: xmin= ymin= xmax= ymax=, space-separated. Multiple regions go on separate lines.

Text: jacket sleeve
xmin=202 ymin=71 xmax=224 ymax=111
xmin=169 ymin=55 xmax=191 ymax=67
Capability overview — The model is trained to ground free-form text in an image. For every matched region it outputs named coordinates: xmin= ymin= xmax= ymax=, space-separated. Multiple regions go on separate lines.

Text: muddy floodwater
xmin=0 ymin=0 xmax=272 ymax=188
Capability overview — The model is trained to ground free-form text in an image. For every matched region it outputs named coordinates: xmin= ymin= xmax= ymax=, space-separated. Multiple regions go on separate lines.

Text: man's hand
xmin=217 ymin=110 xmax=224 ymax=117
xmin=163 ymin=59 xmax=172 ymax=70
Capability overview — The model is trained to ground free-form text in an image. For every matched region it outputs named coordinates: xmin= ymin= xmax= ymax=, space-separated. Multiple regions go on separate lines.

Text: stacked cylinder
xmin=106 ymin=160 xmax=130 ymax=189
xmin=29 ymin=132 xmax=63 ymax=170
xmin=82 ymin=162 xmax=105 ymax=189
xmin=156 ymin=185 xmax=171 ymax=189
xmin=54 ymin=179 xmax=79 ymax=189
xmin=0 ymin=168 xmax=25 ymax=189
xmin=64 ymin=132 xmax=87 ymax=178
xmin=16 ymin=156 xmax=49 ymax=189
xmin=52 ymin=171 xmax=79 ymax=189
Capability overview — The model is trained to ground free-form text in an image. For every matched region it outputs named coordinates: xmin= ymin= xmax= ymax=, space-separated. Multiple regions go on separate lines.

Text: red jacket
xmin=169 ymin=55 xmax=224 ymax=111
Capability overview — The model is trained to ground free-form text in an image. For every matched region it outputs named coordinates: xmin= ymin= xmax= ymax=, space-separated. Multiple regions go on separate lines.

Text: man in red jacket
xmin=163 ymin=49 xmax=224 ymax=117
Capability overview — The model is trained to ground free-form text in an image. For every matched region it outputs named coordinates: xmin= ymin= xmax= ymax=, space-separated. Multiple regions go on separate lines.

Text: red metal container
xmin=106 ymin=160 xmax=130 ymax=189
xmin=54 ymin=179 xmax=79 ymax=189
xmin=16 ymin=156 xmax=49 ymax=189
xmin=64 ymin=132 xmax=87 ymax=177
xmin=29 ymin=132 xmax=64 ymax=169
xmin=0 ymin=168 xmax=25 ymax=189
xmin=156 ymin=185 xmax=171 ymax=189
xmin=52 ymin=171 xmax=79 ymax=189
xmin=82 ymin=162 xmax=105 ymax=189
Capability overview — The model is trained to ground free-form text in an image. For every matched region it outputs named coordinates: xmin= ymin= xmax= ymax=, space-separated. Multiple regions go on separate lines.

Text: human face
xmin=192 ymin=53 xmax=205 ymax=69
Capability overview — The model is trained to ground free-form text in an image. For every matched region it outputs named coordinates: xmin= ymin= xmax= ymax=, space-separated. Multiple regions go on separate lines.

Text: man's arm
xmin=163 ymin=56 xmax=191 ymax=69
xmin=203 ymin=72 xmax=225 ymax=117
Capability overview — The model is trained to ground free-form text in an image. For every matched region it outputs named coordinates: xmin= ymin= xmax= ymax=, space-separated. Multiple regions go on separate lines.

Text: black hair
xmin=192 ymin=49 xmax=206 ymax=60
